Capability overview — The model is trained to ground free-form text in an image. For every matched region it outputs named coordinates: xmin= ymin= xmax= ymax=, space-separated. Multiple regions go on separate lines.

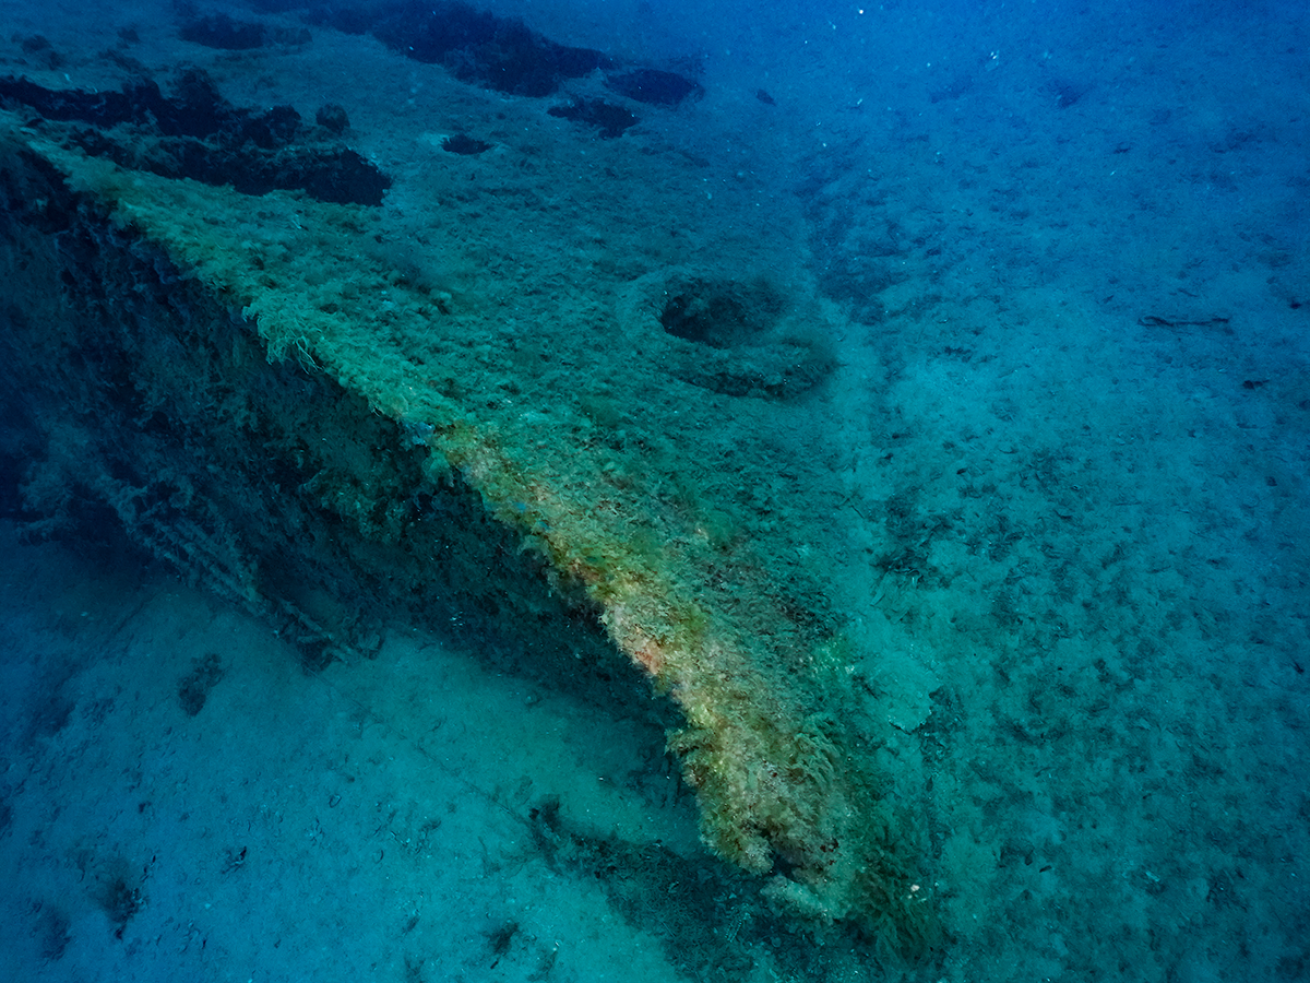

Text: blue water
xmin=1 ymin=1 xmax=1307 ymax=980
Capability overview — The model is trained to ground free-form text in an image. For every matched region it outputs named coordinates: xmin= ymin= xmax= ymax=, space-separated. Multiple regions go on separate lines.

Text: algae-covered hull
xmin=0 ymin=41 xmax=933 ymax=955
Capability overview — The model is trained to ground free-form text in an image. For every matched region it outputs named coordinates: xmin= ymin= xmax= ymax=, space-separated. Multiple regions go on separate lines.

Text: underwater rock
xmin=606 ymin=68 xmax=704 ymax=106
xmin=0 ymin=71 xmax=391 ymax=205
